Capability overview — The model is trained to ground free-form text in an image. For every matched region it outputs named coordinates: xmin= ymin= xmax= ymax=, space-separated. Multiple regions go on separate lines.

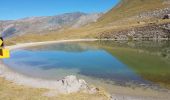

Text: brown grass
xmin=96 ymin=0 xmax=169 ymax=25
xmin=0 ymin=77 xmax=108 ymax=100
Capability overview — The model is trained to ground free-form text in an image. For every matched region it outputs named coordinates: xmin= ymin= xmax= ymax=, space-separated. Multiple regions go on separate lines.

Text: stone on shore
xmin=163 ymin=14 xmax=170 ymax=19
xmin=44 ymin=75 xmax=99 ymax=96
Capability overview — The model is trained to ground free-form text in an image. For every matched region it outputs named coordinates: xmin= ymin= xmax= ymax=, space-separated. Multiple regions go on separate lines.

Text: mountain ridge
xmin=4 ymin=0 xmax=170 ymax=45
xmin=0 ymin=12 xmax=102 ymax=38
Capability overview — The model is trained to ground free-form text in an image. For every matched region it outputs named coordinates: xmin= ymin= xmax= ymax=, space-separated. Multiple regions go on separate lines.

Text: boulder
xmin=137 ymin=21 xmax=145 ymax=24
xmin=163 ymin=14 xmax=170 ymax=19
xmin=45 ymin=75 xmax=99 ymax=95
xmin=57 ymin=75 xmax=89 ymax=93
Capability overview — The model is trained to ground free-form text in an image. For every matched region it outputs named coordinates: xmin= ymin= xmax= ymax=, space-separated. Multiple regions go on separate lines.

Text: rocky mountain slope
xmin=97 ymin=0 xmax=170 ymax=25
xmin=99 ymin=22 xmax=170 ymax=40
xmin=4 ymin=0 xmax=170 ymax=45
xmin=96 ymin=0 xmax=170 ymax=40
xmin=0 ymin=12 xmax=102 ymax=38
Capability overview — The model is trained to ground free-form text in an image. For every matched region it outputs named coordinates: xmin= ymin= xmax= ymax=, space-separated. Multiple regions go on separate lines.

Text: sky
xmin=0 ymin=0 xmax=120 ymax=20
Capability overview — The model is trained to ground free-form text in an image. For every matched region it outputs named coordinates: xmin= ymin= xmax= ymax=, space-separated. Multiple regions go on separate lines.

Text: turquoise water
xmin=3 ymin=41 xmax=170 ymax=89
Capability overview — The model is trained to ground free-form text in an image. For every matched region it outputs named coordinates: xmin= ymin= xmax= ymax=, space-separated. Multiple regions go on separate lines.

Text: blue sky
xmin=0 ymin=0 xmax=120 ymax=20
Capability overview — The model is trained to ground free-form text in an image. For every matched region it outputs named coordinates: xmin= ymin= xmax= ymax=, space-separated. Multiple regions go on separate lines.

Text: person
xmin=0 ymin=37 xmax=4 ymax=47
xmin=0 ymin=37 xmax=3 ymax=56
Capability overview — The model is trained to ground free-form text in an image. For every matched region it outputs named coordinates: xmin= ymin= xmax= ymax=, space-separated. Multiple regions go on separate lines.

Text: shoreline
xmin=1 ymin=39 xmax=170 ymax=100
xmin=6 ymin=39 xmax=100 ymax=50
xmin=0 ymin=39 xmax=101 ymax=90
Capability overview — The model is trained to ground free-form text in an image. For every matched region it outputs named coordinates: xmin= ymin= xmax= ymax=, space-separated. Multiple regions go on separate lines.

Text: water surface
xmin=3 ymin=41 xmax=170 ymax=91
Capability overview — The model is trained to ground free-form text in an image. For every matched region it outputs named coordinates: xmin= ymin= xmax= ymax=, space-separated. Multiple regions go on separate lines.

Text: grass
xmin=0 ymin=77 xmax=109 ymax=100
xmin=2 ymin=1 xmax=170 ymax=99
xmin=5 ymin=19 xmax=170 ymax=46
xmin=96 ymin=0 xmax=169 ymax=25
xmin=4 ymin=0 xmax=170 ymax=45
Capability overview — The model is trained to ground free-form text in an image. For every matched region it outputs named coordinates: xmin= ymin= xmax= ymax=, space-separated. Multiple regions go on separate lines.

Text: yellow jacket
xmin=0 ymin=38 xmax=10 ymax=58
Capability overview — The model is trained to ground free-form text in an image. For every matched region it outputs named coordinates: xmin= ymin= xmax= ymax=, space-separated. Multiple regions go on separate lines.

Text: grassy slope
xmin=97 ymin=0 xmax=167 ymax=25
xmin=5 ymin=0 xmax=170 ymax=45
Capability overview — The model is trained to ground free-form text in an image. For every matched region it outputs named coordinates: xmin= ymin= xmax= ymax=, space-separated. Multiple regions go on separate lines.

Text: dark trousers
xmin=0 ymin=37 xmax=4 ymax=47
xmin=0 ymin=37 xmax=3 ymax=56
xmin=0 ymin=49 xmax=2 ymax=56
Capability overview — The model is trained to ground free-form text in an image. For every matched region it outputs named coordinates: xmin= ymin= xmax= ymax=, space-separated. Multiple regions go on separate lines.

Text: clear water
xmin=3 ymin=41 xmax=170 ymax=90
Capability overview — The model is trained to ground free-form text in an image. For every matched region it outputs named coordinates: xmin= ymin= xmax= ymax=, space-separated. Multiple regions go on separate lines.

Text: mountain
xmin=97 ymin=0 xmax=170 ymax=25
xmin=95 ymin=0 xmax=170 ymax=40
xmin=4 ymin=0 xmax=170 ymax=45
xmin=0 ymin=12 xmax=102 ymax=38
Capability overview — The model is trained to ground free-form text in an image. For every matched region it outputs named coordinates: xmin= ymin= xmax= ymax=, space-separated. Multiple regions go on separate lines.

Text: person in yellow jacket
xmin=0 ymin=37 xmax=3 ymax=56
xmin=0 ymin=36 xmax=10 ymax=58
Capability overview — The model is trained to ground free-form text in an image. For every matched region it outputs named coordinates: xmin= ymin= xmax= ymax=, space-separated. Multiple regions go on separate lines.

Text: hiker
xmin=0 ymin=36 xmax=4 ymax=47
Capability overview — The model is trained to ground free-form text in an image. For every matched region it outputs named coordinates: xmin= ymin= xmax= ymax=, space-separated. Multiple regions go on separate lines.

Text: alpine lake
xmin=3 ymin=40 xmax=170 ymax=94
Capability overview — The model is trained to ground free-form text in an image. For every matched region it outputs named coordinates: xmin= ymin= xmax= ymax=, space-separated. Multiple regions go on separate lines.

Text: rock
xmin=163 ymin=0 xmax=170 ymax=5
xmin=57 ymin=75 xmax=88 ymax=93
xmin=88 ymin=87 xmax=100 ymax=94
xmin=136 ymin=7 xmax=170 ymax=19
xmin=163 ymin=14 xmax=170 ymax=19
xmin=98 ymin=22 xmax=170 ymax=40
xmin=43 ymin=75 xmax=100 ymax=97
xmin=137 ymin=21 xmax=145 ymax=24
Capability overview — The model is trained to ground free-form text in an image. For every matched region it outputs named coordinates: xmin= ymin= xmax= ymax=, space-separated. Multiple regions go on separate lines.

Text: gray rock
xmin=163 ymin=0 xmax=170 ymax=4
xmin=163 ymin=14 xmax=170 ymax=19
xmin=98 ymin=22 xmax=170 ymax=40
xmin=43 ymin=75 xmax=99 ymax=96
xmin=136 ymin=7 xmax=170 ymax=19
xmin=58 ymin=75 xmax=88 ymax=93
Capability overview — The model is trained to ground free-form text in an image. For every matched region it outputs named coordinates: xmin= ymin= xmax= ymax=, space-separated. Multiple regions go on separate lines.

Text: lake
xmin=3 ymin=40 xmax=170 ymax=93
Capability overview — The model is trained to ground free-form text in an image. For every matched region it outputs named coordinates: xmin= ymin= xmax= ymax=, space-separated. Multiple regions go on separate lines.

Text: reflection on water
xmin=98 ymin=41 xmax=170 ymax=89
xmin=3 ymin=40 xmax=170 ymax=90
